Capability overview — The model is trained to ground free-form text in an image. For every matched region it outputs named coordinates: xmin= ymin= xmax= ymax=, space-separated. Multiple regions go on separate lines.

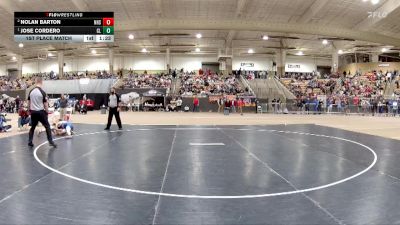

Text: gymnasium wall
xmin=0 ymin=64 xmax=6 ymax=75
xmin=120 ymin=55 xmax=166 ymax=71
xmin=285 ymin=57 xmax=331 ymax=73
xmin=0 ymin=55 xmax=332 ymax=75
xmin=232 ymin=56 xmax=273 ymax=71
xmin=171 ymin=55 xmax=218 ymax=71
xmin=339 ymin=62 xmax=400 ymax=74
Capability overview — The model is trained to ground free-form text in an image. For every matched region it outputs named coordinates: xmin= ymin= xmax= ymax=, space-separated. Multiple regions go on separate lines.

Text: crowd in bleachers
xmin=290 ymin=94 xmax=399 ymax=116
xmin=282 ymin=72 xmax=323 ymax=80
xmin=0 ymin=77 xmax=31 ymax=91
xmin=0 ymin=95 xmax=21 ymax=113
xmin=339 ymin=71 xmax=397 ymax=96
xmin=0 ymin=70 xmax=119 ymax=91
xmin=280 ymin=71 xmax=400 ymax=115
xmin=395 ymin=78 xmax=400 ymax=95
xmin=282 ymin=70 xmax=399 ymax=99
xmin=278 ymin=70 xmax=400 ymax=115
xmin=240 ymin=70 xmax=268 ymax=80
xmin=119 ymin=71 xmax=172 ymax=89
xmin=284 ymin=78 xmax=337 ymax=97
xmin=26 ymin=70 xmax=118 ymax=81
xmin=179 ymin=71 xmax=247 ymax=97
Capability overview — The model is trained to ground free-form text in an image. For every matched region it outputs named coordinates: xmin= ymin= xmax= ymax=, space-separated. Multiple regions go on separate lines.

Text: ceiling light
xmin=296 ymin=51 xmax=304 ymax=56
xmin=18 ymin=43 xmax=24 ymax=48
xmin=371 ymin=0 xmax=380 ymax=5
xmin=381 ymin=48 xmax=388 ymax=52
xmin=47 ymin=52 xmax=53 ymax=57
xmin=141 ymin=48 xmax=147 ymax=53
xmin=262 ymin=35 xmax=269 ymax=40
xmin=338 ymin=50 xmax=344 ymax=55
xmin=91 ymin=49 xmax=97 ymax=54
xmin=128 ymin=34 xmax=134 ymax=40
xmin=248 ymin=49 xmax=254 ymax=54
xmin=195 ymin=48 xmax=200 ymax=52
xmin=12 ymin=56 xmax=17 ymax=61
xmin=196 ymin=33 xmax=202 ymax=39
xmin=322 ymin=39 xmax=328 ymax=45
xmin=362 ymin=0 xmax=369 ymax=2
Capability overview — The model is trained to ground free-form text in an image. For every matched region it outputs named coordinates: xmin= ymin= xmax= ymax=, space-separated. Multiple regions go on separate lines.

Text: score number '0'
xmin=103 ymin=18 xmax=114 ymax=26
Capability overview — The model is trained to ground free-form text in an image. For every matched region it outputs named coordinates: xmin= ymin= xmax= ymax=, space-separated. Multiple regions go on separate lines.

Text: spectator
xmin=217 ymin=97 xmax=224 ymax=113
xmin=15 ymin=96 xmax=21 ymax=112
xmin=18 ymin=105 xmax=31 ymax=130
xmin=193 ymin=96 xmax=199 ymax=112
xmin=176 ymin=97 xmax=183 ymax=112
xmin=104 ymin=88 xmax=122 ymax=130
xmin=231 ymin=98 xmax=236 ymax=113
xmin=238 ymin=98 xmax=244 ymax=115
xmin=59 ymin=94 xmax=68 ymax=120
xmin=224 ymin=98 xmax=231 ymax=115
xmin=0 ymin=113 xmax=12 ymax=132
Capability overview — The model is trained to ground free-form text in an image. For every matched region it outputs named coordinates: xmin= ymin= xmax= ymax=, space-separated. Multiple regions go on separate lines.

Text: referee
xmin=28 ymin=77 xmax=57 ymax=148
xmin=104 ymin=88 xmax=122 ymax=130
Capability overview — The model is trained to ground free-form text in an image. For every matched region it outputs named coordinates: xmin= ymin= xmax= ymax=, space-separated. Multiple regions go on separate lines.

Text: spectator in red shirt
xmin=224 ymin=99 xmax=231 ymax=113
xmin=18 ymin=105 xmax=31 ymax=130
xmin=193 ymin=96 xmax=199 ymax=112
xmin=238 ymin=98 xmax=244 ymax=115
xmin=353 ymin=96 xmax=360 ymax=112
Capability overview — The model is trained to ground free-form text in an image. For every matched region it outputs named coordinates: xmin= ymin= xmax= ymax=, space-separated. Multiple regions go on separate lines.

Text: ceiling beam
xmin=0 ymin=0 xmax=21 ymax=56
xmin=117 ymin=19 xmax=400 ymax=47
xmin=297 ymin=0 xmax=330 ymax=23
xmin=226 ymin=31 xmax=236 ymax=47
xmin=226 ymin=0 xmax=248 ymax=48
xmin=152 ymin=0 xmax=163 ymax=17
xmin=0 ymin=0 xmax=20 ymax=14
xmin=355 ymin=0 xmax=400 ymax=31
xmin=235 ymin=0 xmax=247 ymax=18
xmin=71 ymin=0 xmax=89 ymax=11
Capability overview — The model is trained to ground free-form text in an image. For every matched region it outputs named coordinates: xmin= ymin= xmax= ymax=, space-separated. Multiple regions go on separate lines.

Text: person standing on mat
xmin=27 ymin=77 xmax=57 ymax=148
xmin=59 ymin=94 xmax=68 ymax=120
xmin=105 ymin=88 xmax=122 ymax=130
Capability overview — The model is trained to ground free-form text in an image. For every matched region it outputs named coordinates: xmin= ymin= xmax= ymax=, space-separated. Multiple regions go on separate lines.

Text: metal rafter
xmin=118 ymin=19 xmax=400 ymax=47
xmin=0 ymin=0 xmax=21 ymax=56
xmin=297 ymin=0 xmax=330 ymax=23
xmin=153 ymin=0 xmax=163 ymax=17
xmin=226 ymin=0 xmax=248 ymax=48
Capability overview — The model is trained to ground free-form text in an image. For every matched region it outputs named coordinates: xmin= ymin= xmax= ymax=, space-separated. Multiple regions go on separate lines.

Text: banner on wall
xmin=287 ymin=64 xmax=301 ymax=69
xmin=285 ymin=62 xmax=316 ymax=73
xmin=209 ymin=95 xmax=237 ymax=103
xmin=226 ymin=95 xmax=237 ymax=101
xmin=241 ymin=96 xmax=257 ymax=107
xmin=209 ymin=95 xmax=223 ymax=103
xmin=240 ymin=63 xmax=254 ymax=68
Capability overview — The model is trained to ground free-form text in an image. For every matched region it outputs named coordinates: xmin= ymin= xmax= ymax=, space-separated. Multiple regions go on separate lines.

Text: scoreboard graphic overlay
xmin=14 ymin=12 xmax=114 ymax=43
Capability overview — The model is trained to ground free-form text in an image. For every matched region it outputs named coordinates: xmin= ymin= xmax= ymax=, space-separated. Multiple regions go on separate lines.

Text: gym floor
xmin=0 ymin=123 xmax=399 ymax=224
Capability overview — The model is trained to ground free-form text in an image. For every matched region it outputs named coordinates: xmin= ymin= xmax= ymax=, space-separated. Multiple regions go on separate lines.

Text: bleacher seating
xmin=119 ymin=73 xmax=172 ymax=89
xmin=179 ymin=73 xmax=247 ymax=97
